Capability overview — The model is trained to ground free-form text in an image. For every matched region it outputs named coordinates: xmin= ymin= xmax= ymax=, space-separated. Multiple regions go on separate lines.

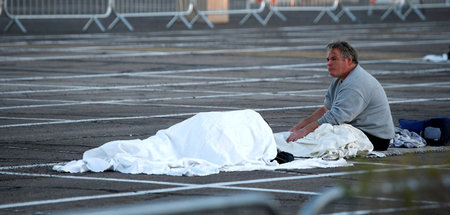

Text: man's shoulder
xmin=349 ymin=65 xmax=369 ymax=78
xmin=346 ymin=65 xmax=378 ymax=85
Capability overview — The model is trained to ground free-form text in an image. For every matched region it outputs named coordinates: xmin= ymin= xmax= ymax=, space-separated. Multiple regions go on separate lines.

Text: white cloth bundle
xmin=274 ymin=123 xmax=373 ymax=160
xmin=423 ymin=53 xmax=448 ymax=62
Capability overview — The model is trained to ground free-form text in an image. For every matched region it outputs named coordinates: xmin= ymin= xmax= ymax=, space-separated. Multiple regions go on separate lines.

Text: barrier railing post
xmin=239 ymin=0 xmax=267 ymax=25
xmin=3 ymin=0 xmax=112 ymax=33
xmin=4 ymin=16 xmax=26 ymax=33
xmin=108 ymin=0 xmax=194 ymax=31
xmin=403 ymin=0 xmax=450 ymax=21
xmin=263 ymin=0 xmax=339 ymax=25
xmin=82 ymin=16 xmax=106 ymax=32
xmin=263 ymin=1 xmax=288 ymax=25
xmin=336 ymin=0 xmax=406 ymax=23
xmin=166 ymin=1 xmax=194 ymax=29
xmin=380 ymin=0 xmax=405 ymax=21
xmin=313 ymin=1 xmax=340 ymax=24
xmin=190 ymin=0 xmax=267 ymax=28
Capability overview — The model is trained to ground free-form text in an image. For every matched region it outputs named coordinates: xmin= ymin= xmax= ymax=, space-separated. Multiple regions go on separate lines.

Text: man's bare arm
xmin=287 ymin=121 xmax=320 ymax=142
xmin=288 ymin=106 xmax=328 ymax=132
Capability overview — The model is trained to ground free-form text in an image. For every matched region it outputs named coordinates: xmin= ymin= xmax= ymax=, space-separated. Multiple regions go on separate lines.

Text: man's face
xmin=327 ymin=48 xmax=354 ymax=81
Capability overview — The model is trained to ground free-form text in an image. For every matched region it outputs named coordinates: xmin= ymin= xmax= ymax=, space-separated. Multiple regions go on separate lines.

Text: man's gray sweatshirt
xmin=318 ymin=64 xmax=395 ymax=140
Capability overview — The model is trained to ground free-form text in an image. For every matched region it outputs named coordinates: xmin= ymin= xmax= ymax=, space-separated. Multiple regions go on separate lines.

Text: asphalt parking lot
xmin=0 ymin=5 xmax=449 ymax=215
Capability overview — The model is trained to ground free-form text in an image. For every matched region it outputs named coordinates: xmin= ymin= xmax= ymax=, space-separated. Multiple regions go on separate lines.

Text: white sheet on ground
xmin=53 ymin=110 xmax=372 ymax=176
xmin=54 ymin=109 xmax=278 ymax=176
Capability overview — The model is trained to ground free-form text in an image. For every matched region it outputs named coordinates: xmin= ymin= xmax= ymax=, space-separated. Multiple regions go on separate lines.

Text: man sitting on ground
xmin=287 ymin=41 xmax=395 ymax=151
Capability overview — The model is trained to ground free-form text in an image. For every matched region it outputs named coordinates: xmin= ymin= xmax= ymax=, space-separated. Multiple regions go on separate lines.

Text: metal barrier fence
xmin=2 ymin=0 xmax=112 ymax=33
xmin=336 ymin=0 xmax=406 ymax=22
xmin=190 ymin=0 xmax=266 ymax=28
xmin=264 ymin=0 xmax=340 ymax=25
xmin=1 ymin=0 xmax=450 ymax=33
xmin=108 ymin=0 xmax=195 ymax=31
xmin=404 ymin=0 xmax=450 ymax=20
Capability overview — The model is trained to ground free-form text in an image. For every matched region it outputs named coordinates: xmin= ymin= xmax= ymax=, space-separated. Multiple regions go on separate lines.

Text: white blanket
xmin=54 ymin=109 xmax=278 ymax=176
xmin=53 ymin=110 xmax=372 ymax=176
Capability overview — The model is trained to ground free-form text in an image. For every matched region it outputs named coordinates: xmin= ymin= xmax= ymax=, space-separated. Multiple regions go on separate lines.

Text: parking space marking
xmin=0 ymin=112 xmax=198 ymax=128
xmin=0 ymin=58 xmax=443 ymax=83
xmin=0 ymin=63 xmax=322 ymax=82
xmin=0 ymin=89 xmax=327 ymax=110
xmin=0 ymin=76 xmax=322 ymax=95
xmin=1 ymin=39 xmax=450 ymax=62
xmin=0 ymin=116 xmax=64 ymax=121
xmin=1 ymin=97 xmax=449 ymax=128
xmin=0 ymin=163 xmax=59 ymax=170
xmin=1 ymin=67 xmax=449 ymax=96
xmin=4 ymin=32 xmax=443 ymax=53
xmin=0 ymin=170 xmax=193 ymax=187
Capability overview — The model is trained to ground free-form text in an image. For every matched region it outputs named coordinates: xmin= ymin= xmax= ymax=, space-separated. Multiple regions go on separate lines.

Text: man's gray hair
xmin=326 ymin=41 xmax=358 ymax=64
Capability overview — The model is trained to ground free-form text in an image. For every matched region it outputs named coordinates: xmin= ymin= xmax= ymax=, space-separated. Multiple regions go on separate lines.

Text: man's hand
xmin=286 ymin=121 xmax=320 ymax=142
xmin=288 ymin=106 xmax=327 ymax=133
xmin=286 ymin=128 xmax=309 ymax=142
xmin=288 ymin=125 xmax=301 ymax=132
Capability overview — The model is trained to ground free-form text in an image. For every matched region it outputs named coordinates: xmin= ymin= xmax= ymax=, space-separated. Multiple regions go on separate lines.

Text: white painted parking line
xmin=0 ymin=171 xmax=193 ymax=187
xmin=1 ymin=81 xmax=448 ymax=112
xmin=0 ymin=163 xmax=59 ymax=170
xmin=0 ymin=83 xmax=87 ymax=89
xmin=0 ymin=116 xmax=64 ymax=121
xmin=383 ymin=81 xmax=450 ymax=89
xmin=0 ymin=63 xmax=324 ymax=82
xmin=1 ymin=68 xmax=449 ymax=96
xmin=0 ymin=89 xmax=327 ymax=110
xmin=0 ymin=112 xmax=198 ymax=128
xmin=4 ymin=31 xmax=444 ymax=53
xmin=351 ymin=161 xmax=412 ymax=167
xmin=1 ymin=97 xmax=449 ymax=128
xmin=0 ymin=76 xmax=318 ymax=95
xmin=147 ymin=103 xmax=240 ymax=110
xmin=1 ymin=39 xmax=450 ymax=62
xmin=0 ymin=59 xmax=444 ymax=83
xmin=388 ymin=97 xmax=450 ymax=104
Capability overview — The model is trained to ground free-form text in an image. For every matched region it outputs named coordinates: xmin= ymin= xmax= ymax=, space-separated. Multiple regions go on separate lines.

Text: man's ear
xmin=345 ymin=57 xmax=353 ymax=66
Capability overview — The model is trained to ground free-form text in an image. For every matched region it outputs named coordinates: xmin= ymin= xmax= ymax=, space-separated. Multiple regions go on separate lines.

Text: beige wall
xmin=177 ymin=0 xmax=229 ymax=23
xmin=205 ymin=0 xmax=229 ymax=23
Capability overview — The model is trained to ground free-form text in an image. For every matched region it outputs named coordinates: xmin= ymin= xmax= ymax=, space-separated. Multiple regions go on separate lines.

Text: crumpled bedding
xmin=274 ymin=123 xmax=373 ymax=159
xmin=53 ymin=110 xmax=373 ymax=176
xmin=390 ymin=127 xmax=426 ymax=148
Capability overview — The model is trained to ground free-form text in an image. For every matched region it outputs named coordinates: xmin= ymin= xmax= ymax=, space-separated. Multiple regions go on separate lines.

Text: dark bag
xmin=399 ymin=118 xmax=427 ymax=134
xmin=423 ymin=117 xmax=450 ymax=146
xmin=273 ymin=151 xmax=295 ymax=164
xmin=399 ymin=117 xmax=450 ymax=146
